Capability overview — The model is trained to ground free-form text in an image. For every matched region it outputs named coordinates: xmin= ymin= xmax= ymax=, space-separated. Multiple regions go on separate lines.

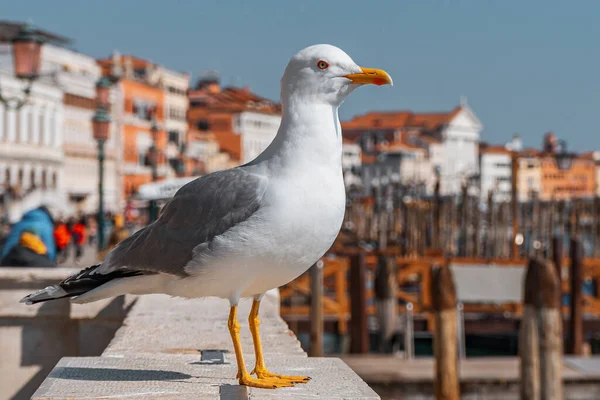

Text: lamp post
xmin=92 ymin=106 xmax=110 ymax=251
xmin=148 ymin=118 xmax=160 ymax=222
xmin=555 ymin=139 xmax=573 ymax=171
xmin=0 ymin=23 xmax=45 ymax=110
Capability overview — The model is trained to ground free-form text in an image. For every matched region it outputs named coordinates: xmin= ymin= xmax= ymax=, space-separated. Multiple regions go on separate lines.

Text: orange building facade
xmin=98 ymin=56 xmax=169 ymax=198
xmin=187 ymin=78 xmax=281 ymax=165
xmin=120 ymin=79 xmax=166 ymax=197
xmin=538 ymin=153 xmax=595 ymax=200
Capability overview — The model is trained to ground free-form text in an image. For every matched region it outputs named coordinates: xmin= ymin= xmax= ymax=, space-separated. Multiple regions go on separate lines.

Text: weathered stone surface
xmin=32 ymin=356 xmax=380 ymax=400
xmin=103 ymin=292 xmax=305 ymax=360
xmin=31 ymin=289 xmax=379 ymax=399
xmin=0 ymin=268 xmax=130 ymax=400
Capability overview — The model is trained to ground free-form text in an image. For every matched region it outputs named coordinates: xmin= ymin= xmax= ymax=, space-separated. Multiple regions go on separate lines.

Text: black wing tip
xmin=20 ymin=284 xmax=69 ymax=305
xmin=20 ymin=263 xmax=146 ymax=306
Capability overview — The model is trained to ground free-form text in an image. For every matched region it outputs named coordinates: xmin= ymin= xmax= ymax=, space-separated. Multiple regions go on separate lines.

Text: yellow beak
xmin=344 ymin=67 xmax=393 ymax=86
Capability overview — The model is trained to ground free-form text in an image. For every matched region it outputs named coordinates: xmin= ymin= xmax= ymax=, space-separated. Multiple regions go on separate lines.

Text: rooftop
xmin=189 ymin=84 xmax=281 ymax=114
xmin=342 ymin=106 xmax=463 ymax=132
xmin=0 ymin=21 xmax=71 ymax=46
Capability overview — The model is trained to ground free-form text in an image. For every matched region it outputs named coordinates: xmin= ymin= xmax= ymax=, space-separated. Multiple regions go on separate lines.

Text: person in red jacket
xmin=54 ymin=219 xmax=71 ymax=264
xmin=71 ymin=218 xmax=87 ymax=263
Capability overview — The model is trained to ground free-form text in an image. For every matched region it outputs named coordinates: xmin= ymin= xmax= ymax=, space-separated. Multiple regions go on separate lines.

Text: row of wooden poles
xmin=345 ymin=182 xmax=600 ymax=259
xmin=308 ymin=237 xmax=585 ymax=400
xmin=428 ymin=256 xmax=568 ymax=400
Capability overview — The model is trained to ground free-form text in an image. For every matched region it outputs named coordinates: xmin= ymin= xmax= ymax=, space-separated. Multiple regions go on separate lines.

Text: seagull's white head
xmin=281 ymin=44 xmax=393 ymax=107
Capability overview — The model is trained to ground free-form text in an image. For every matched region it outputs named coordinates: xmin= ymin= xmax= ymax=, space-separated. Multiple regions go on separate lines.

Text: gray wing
xmin=101 ymin=168 xmax=268 ymax=276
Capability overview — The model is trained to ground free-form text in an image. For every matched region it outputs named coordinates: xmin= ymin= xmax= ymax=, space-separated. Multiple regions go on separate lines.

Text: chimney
xmin=196 ymin=70 xmax=221 ymax=93
xmin=543 ymin=132 xmax=557 ymax=153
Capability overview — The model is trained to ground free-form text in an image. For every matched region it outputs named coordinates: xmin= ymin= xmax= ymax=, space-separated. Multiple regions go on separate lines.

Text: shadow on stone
xmin=51 ymin=367 xmax=193 ymax=382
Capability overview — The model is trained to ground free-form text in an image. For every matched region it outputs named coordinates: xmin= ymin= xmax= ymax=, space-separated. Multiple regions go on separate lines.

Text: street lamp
xmin=95 ymin=76 xmax=112 ymax=107
xmin=147 ymin=118 xmax=160 ymax=222
xmin=555 ymin=139 xmax=573 ymax=171
xmin=0 ymin=23 xmax=45 ymax=110
xmin=92 ymin=106 xmax=111 ymax=251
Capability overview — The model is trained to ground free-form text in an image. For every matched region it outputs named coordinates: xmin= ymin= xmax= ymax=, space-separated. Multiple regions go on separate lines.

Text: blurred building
xmin=185 ymin=130 xmax=236 ymax=174
xmin=479 ymin=144 xmax=512 ymax=203
xmin=517 ymin=149 xmax=543 ymax=202
xmin=485 ymin=133 xmax=596 ymax=203
xmin=594 ymin=151 xmax=600 ymax=197
xmin=49 ymin=44 xmax=121 ymax=213
xmin=537 ymin=133 xmax=595 ymax=200
xmin=0 ymin=23 xmax=67 ymax=205
xmin=342 ymin=138 xmax=362 ymax=186
xmin=479 ymin=135 xmax=523 ymax=203
xmin=343 ymin=103 xmax=482 ymax=195
xmin=98 ymin=55 xmax=189 ymax=199
xmin=187 ymin=74 xmax=281 ymax=165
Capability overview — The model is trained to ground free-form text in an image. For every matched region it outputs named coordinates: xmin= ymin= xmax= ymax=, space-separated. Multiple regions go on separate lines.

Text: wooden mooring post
xmin=520 ymin=258 xmax=563 ymax=400
xmin=310 ymin=261 xmax=324 ymax=357
xmin=374 ymin=254 xmax=397 ymax=353
xmin=350 ymin=252 xmax=369 ymax=354
xmin=431 ymin=264 xmax=460 ymax=400
xmin=568 ymin=236 xmax=584 ymax=355
xmin=552 ymin=235 xmax=563 ymax=286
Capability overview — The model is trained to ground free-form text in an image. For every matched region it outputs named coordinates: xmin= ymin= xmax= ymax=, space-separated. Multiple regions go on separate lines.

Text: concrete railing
xmin=29 ymin=288 xmax=379 ymax=399
xmin=0 ymin=267 xmax=132 ymax=400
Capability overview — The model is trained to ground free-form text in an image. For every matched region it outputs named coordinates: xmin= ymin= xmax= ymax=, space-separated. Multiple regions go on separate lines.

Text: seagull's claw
xmin=251 ymin=367 xmax=311 ymax=384
xmin=238 ymin=374 xmax=295 ymax=389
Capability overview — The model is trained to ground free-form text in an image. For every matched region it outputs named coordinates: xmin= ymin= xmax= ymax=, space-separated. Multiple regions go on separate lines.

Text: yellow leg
xmin=228 ymin=305 xmax=293 ymax=389
xmin=249 ymin=299 xmax=311 ymax=384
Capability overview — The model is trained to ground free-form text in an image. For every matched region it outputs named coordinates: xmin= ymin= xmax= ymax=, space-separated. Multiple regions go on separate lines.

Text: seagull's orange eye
xmin=317 ymin=60 xmax=329 ymax=70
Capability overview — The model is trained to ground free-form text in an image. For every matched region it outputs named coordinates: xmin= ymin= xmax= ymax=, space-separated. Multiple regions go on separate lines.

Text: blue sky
xmin=4 ymin=0 xmax=599 ymax=151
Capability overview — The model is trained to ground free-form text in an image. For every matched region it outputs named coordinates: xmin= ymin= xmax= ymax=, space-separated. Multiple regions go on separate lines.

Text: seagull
xmin=21 ymin=44 xmax=392 ymax=389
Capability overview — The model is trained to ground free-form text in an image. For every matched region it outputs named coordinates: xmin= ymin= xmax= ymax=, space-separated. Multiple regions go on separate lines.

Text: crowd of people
xmin=0 ymin=206 xmax=133 ymax=268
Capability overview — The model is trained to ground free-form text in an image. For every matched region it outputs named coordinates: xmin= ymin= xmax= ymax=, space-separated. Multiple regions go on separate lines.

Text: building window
xmin=38 ymin=111 xmax=44 ymax=144
xmin=168 ymin=131 xmax=180 ymax=144
xmin=52 ymin=172 xmax=57 ymax=189
xmin=30 ymin=169 xmax=36 ymax=188
xmin=18 ymin=169 xmax=23 ymax=187
xmin=15 ymin=109 xmax=21 ymax=142
xmin=167 ymin=86 xmax=186 ymax=95
xmin=132 ymin=100 xmax=156 ymax=121
xmin=197 ymin=120 xmax=210 ymax=131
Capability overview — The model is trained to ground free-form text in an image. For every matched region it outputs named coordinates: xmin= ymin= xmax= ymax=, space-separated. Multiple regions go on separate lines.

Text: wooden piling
xmin=310 ymin=261 xmax=324 ymax=357
xmin=374 ymin=255 xmax=397 ymax=353
xmin=350 ymin=252 xmax=369 ymax=354
xmin=486 ymin=191 xmax=494 ymax=258
xmin=431 ymin=265 xmax=460 ymax=400
xmin=511 ymin=151 xmax=520 ymax=259
xmin=433 ymin=176 xmax=441 ymax=250
xmin=461 ymin=182 xmax=469 ymax=257
xmin=520 ymin=258 xmax=563 ymax=400
xmin=552 ymin=236 xmax=563 ymax=285
xmin=473 ymin=194 xmax=481 ymax=258
xmin=568 ymin=236 xmax=584 ymax=355
xmin=520 ymin=263 xmax=540 ymax=400
xmin=592 ymin=195 xmax=600 ymax=257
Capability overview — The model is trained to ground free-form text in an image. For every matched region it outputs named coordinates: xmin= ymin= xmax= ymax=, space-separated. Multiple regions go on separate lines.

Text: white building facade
xmin=234 ymin=111 xmax=281 ymax=164
xmin=439 ymin=106 xmax=482 ymax=195
xmin=0 ymin=65 xmax=64 ymax=197
xmin=479 ymin=148 xmax=512 ymax=203
xmin=153 ymin=66 xmax=189 ymax=163
xmin=42 ymin=44 xmax=120 ymax=213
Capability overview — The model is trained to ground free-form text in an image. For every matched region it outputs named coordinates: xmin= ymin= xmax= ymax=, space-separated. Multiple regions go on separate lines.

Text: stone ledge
xmin=32 ymin=292 xmax=380 ymax=399
xmin=32 ymin=356 xmax=379 ymax=400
